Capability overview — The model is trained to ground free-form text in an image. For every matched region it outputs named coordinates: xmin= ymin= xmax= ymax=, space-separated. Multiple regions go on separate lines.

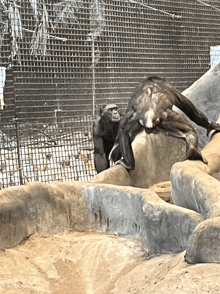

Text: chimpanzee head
xmin=100 ymin=104 xmax=121 ymax=122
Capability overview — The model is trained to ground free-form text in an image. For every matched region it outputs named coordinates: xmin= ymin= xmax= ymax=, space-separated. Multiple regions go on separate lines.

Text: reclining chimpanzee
xmin=109 ymin=75 xmax=220 ymax=170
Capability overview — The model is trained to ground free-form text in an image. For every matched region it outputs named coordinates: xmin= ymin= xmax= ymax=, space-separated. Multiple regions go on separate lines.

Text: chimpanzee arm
xmin=93 ymin=120 xmax=108 ymax=173
xmin=93 ymin=136 xmax=109 ymax=173
xmin=115 ymin=110 xmax=141 ymax=170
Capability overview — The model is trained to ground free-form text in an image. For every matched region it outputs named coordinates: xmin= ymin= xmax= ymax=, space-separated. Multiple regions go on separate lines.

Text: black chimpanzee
xmin=93 ymin=104 xmax=121 ymax=173
xmin=109 ymin=75 xmax=220 ymax=170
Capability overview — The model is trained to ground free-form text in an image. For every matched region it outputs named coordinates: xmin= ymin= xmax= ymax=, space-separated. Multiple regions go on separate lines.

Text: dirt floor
xmin=1 ymin=231 xmax=220 ymax=294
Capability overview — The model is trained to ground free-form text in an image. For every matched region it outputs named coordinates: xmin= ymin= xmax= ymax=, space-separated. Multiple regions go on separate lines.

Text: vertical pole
xmin=12 ymin=74 xmax=23 ymax=186
xmin=92 ymin=39 xmax=96 ymax=117
xmin=7 ymin=0 xmax=23 ymax=185
xmin=15 ymin=117 xmax=23 ymax=186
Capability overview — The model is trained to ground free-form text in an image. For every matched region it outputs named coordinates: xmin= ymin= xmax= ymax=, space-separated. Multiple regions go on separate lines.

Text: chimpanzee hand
xmin=115 ymin=158 xmax=134 ymax=170
xmin=207 ymin=122 xmax=220 ymax=136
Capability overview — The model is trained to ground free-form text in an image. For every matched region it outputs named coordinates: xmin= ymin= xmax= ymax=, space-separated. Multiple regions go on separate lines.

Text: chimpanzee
xmin=109 ymin=75 xmax=220 ymax=170
xmin=93 ymin=104 xmax=121 ymax=173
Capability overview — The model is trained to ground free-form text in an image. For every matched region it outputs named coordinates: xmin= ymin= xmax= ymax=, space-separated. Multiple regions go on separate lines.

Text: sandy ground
xmin=0 ymin=231 xmax=220 ymax=294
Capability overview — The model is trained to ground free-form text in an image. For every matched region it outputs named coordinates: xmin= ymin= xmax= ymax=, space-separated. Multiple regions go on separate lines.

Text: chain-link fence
xmin=0 ymin=0 xmax=220 ymax=189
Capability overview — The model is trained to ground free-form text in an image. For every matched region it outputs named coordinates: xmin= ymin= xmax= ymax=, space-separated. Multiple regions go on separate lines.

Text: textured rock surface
xmin=149 ymin=181 xmax=173 ymax=203
xmin=185 ymin=217 xmax=220 ymax=264
xmin=0 ymin=181 xmax=91 ymax=249
xmin=171 ymin=160 xmax=220 ymax=219
xmin=0 ymin=232 xmax=143 ymax=294
xmin=0 ymin=180 xmax=203 ymax=255
xmin=1 ymin=232 xmax=220 ymax=294
xmin=171 ymin=121 xmax=220 ymax=263
xmin=171 ymin=116 xmax=220 ymax=218
xmin=84 ymin=184 xmax=203 ymax=256
xmin=179 ymin=60 xmax=220 ymax=148
xmin=111 ymin=249 xmax=220 ymax=294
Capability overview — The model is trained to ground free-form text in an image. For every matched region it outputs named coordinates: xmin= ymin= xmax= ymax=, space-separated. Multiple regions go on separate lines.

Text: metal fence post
xmin=12 ymin=73 xmax=23 ymax=186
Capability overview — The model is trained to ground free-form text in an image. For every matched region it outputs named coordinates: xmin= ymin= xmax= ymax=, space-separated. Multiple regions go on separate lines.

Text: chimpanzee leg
xmin=174 ymin=92 xmax=220 ymax=135
xmin=159 ymin=109 xmax=207 ymax=163
xmin=93 ymin=136 xmax=109 ymax=173
xmin=112 ymin=110 xmax=142 ymax=169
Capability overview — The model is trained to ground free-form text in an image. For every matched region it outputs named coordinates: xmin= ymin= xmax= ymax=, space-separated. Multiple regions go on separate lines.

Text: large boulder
xmin=91 ymin=130 xmax=186 ymax=188
xmin=178 ymin=60 xmax=220 ymax=148
xmin=0 ymin=180 xmax=203 ymax=255
xmin=171 ymin=117 xmax=220 ymax=263
xmin=185 ymin=217 xmax=220 ymax=263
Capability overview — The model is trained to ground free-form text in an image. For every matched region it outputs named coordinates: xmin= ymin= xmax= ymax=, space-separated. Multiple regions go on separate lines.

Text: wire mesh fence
xmin=0 ymin=115 xmax=95 ymax=188
xmin=0 ymin=0 xmax=220 ymax=189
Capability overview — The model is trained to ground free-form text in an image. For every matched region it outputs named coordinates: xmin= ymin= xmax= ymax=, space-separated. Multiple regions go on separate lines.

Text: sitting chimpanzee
xmin=110 ymin=75 xmax=220 ymax=170
xmin=93 ymin=104 xmax=121 ymax=173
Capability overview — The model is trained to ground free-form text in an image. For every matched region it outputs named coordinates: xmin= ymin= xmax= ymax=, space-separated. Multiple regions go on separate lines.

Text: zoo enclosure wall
xmin=0 ymin=0 xmax=220 ymax=189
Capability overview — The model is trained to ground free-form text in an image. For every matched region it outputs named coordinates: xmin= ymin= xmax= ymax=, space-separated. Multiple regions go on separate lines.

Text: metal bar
xmin=12 ymin=73 xmax=23 ymax=186
xmin=92 ymin=40 xmax=96 ymax=117
xmin=15 ymin=118 xmax=23 ymax=186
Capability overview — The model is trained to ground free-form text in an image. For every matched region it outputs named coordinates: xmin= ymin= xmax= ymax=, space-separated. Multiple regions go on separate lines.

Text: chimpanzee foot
xmin=109 ymin=142 xmax=120 ymax=162
xmin=211 ymin=122 xmax=220 ymax=130
xmin=207 ymin=122 xmax=220 ymax=136
xmin=115 ymin=158 xmax=134 ymax=170
xmin=186 ymin=146 xmax=207 ymax=164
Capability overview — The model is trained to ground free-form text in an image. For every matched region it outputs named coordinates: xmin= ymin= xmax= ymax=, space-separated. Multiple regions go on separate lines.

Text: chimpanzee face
xmin=101 ymin=104 xmax=121 ymax=122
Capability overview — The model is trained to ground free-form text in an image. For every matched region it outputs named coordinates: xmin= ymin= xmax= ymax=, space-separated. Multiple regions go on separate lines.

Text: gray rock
xmin=177 ymin=60 xmax=220 ymax=148
xmin=171 ymin=117 xmax=220 ymax=264
xmin=171 ymin=160 xmax=220 ymax=219
xmin=185 ymin=217 xmax=220 ymax=263
xmin=83 ymin=184 xmax=203 ymax=256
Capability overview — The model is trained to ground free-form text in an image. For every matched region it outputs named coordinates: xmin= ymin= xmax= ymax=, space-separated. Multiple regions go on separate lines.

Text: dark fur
xmin=93 ymin=104 xmax=121 ymax=173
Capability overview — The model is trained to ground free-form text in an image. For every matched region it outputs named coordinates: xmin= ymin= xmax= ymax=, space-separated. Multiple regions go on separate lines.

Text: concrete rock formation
xmin=178 ymin=60 xmax=220 ymax=148
xmin=2 ymin=233 xmax=220 ymax=294
xmin=185 ymin=217 xmax=220 ymax=264
xmin=91 ymin=130 xmax=186 ymax=189
xmin=0 ymin=179 xmax=203 ymax=257
xmin=171 ymin=117 xmax=220 ymax=263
